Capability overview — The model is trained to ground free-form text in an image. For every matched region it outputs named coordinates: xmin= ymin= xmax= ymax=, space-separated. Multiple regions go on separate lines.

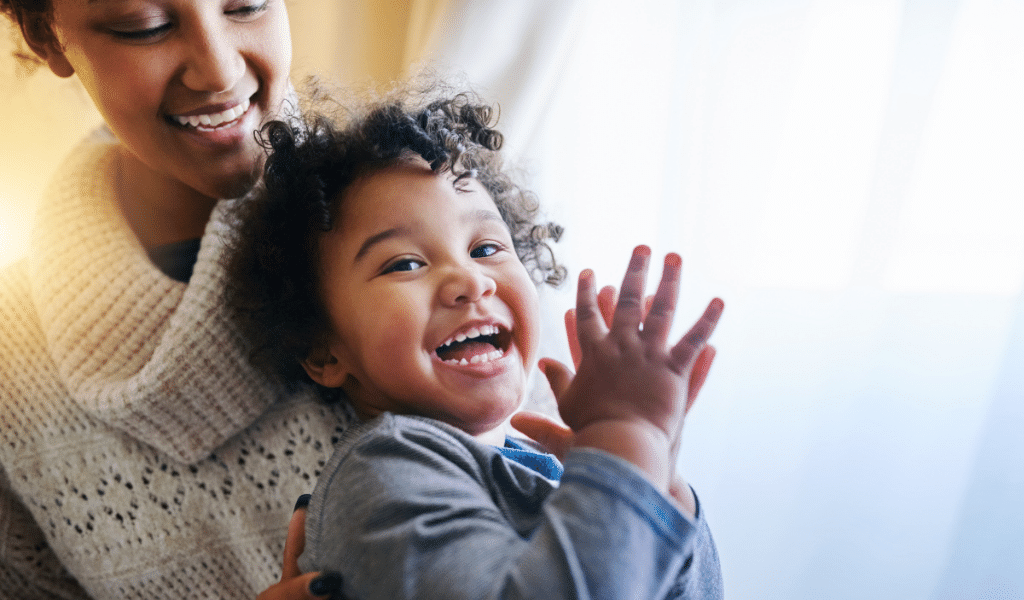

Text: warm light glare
xmin=0 ymin=38 xmax=104 ymax=268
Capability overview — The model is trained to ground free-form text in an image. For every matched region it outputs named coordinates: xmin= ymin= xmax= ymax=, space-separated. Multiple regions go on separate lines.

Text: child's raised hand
xmin=540 ymin=245 xmax=723 ymax=492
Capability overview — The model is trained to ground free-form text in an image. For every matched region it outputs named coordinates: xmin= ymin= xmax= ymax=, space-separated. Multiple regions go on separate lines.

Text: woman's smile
xmin=169 ymin=97 xmax=251 ymax=130
xmin=165 ymin=96 xmax=258 ymax=148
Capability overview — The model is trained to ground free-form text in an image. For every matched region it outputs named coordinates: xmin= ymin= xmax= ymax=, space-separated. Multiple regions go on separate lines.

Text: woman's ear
xmin=301 ymin=341 xmax=350 ymax=389
xmin=20 ymin=16 xmax=75 ymax=78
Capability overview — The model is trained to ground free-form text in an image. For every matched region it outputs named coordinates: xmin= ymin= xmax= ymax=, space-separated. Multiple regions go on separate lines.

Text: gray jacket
xmin=299 ymin=413 xmax=724 ymax=599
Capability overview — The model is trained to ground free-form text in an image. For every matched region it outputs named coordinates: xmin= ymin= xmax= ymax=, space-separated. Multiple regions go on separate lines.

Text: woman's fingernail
xmin=294 ymin=494 xmax=312 ymax=512
xmin=309 ymin=572 xmax=344 ymax=596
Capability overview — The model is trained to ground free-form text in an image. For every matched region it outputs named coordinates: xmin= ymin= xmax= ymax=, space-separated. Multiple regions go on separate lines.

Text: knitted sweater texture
xmin=0 ymin=132 xmax=351 ymax=599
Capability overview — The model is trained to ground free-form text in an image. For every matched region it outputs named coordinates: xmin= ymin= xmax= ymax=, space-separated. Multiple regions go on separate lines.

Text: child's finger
xmin=539 ymin=357 xmax=574 ymax=400
xmin=574 ymin=269 xmax=605 ymax=344
xmin=640 ymin=253 xmax=681 ymax=348
xmin=510 ymin=411 xmax=574 ymax=460
xmin=685 ymin=345 xmax=716 ymax=415
xmin=644 ymin=294 xmax=655 ymax=321
xmin=566 ymin=285 xmax=616 ymax=368
xmin=564 ymin=308 xmax=582 ymax=368
xmin=610 ymin=245 xmax=651 ymax=334
xmin=669 ymin=298 xmax=724 ymax=373
xmin=597 ymin=285 xmax=618 ymax=328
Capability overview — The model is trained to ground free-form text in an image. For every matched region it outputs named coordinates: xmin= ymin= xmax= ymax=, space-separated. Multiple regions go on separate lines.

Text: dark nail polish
xmin=309 ymin=572 xmax=344 ymax=597
xmin=293 ymin=494 xmax=312 ymax=511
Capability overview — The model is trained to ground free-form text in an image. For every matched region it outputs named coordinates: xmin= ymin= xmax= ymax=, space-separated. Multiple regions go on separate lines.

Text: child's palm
xmin=551 ymin=247 xmax=723 ymax=450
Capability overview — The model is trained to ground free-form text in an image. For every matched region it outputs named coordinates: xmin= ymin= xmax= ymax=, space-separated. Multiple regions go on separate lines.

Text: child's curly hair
xmin=224 ymin=85 xmax=565 ymax=387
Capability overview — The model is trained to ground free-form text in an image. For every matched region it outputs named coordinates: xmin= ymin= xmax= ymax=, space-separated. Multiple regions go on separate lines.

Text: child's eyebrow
xmin=353 ymin=210 xmax=508 ymax=263
xmin=354 ymin=227 xmax=410 ymax=262
xmin=473 ymin=209 xmax=509 ymax=229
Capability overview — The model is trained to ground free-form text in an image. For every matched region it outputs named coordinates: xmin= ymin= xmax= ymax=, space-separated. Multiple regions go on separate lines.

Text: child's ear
xmin=301 ymin=340 xmax=350 ymax=388
xmin=21 ymin=17 xmax=75 ymax=78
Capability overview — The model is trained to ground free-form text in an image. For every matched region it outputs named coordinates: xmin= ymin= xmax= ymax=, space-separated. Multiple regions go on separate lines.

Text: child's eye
xmin=382 ymin=258 xmax=426 ymax=274
xmin=470 ymin=243 xmax=501 ymax=259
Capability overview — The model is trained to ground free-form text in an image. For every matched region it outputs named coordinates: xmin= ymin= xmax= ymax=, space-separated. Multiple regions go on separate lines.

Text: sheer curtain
xmin=404 ymin=1 xmax=1024 ymax=598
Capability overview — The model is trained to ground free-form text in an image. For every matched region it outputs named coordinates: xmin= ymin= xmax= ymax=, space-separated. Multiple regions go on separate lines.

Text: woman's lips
xmin=170 ymin=98 xmax=251 ymax=130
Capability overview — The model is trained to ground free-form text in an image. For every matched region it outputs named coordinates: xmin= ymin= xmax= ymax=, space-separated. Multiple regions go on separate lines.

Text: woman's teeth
xmin=173 ymin=98 xmax=250 ymax=129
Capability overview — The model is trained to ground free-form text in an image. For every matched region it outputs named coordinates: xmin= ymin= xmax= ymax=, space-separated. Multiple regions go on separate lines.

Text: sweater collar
xmin=29 ymin=133 xmax=284 ymax=464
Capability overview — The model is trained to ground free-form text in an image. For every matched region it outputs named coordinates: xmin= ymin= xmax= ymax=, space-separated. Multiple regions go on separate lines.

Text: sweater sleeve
xmin=299 ymin=415 xmax=723 ymax=600
xmin=0 ymin=471 xmax=90 ymax=600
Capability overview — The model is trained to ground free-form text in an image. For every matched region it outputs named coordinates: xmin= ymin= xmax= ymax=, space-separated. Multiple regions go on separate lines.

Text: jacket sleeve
xmin=300 ymin=416 xmax=723 ymax=600
xmin=0 ymin=472 xmax=90 ymax=600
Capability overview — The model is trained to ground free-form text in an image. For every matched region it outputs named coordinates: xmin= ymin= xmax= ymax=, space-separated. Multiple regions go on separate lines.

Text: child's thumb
xmin=510 ymin=411 xmax=573 ymax=459
xmin=538 ymin=357 xmax=573 ymax=399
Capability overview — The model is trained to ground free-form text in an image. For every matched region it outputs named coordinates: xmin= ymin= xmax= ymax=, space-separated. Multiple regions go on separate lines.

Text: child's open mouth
xmin=435 ymin=324 xmax=512 ymax=366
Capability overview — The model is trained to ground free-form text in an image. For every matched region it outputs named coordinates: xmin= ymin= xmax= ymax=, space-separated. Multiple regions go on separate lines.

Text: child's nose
xmin=439 ymin=263 xmax=497 ymax=307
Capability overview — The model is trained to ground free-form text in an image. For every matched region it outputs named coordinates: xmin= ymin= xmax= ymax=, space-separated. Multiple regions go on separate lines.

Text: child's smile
xmin=305 ymin=157 xmax=540 ymax=443
xmin=435 ymin=322 xmax=511 ymax=366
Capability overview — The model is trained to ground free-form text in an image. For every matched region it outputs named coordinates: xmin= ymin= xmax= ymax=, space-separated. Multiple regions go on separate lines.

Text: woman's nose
xmin=180 ymin=27 xmax=245 ymax=93
xmin=439 ymin=263 xmax=497 ymax=307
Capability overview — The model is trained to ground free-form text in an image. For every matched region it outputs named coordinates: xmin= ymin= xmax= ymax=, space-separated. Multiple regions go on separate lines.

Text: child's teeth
xmin=444 ymin=348 xmax=505 ymax=366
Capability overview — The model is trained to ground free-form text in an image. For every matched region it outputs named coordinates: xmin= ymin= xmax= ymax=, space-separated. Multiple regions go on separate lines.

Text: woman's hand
xmin=256 ymin=496 xmax=346 ymax=600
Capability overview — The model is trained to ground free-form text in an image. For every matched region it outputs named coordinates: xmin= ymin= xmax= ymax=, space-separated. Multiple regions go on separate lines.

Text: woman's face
xmin=38 ymin=0 xmax=292 ymax=200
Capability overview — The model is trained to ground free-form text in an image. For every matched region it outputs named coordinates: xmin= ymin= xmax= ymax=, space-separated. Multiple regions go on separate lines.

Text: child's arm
xmin=301 ymin=414 xmax=724 ymax=600
xmin=541 ymin=245 xmax=724 ymax=494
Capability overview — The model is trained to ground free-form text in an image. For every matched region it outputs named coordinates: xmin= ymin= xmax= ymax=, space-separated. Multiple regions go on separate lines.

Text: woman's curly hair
xmin=2 ymin=0 xmax=54 ymax=65
xmin=224 ymin=85 xmax=565 ymax=387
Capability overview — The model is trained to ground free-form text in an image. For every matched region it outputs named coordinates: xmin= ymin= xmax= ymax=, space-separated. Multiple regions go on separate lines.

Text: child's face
xmin=307 ymin=158 xmax=541 ymax=440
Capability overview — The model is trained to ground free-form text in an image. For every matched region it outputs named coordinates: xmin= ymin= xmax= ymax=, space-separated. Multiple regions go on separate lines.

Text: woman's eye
xmin=109 ymin=22 xmax=173 ymax=41
xmin=470 ymin=243 xmax=501 ymax=259
xmin=383 ymin=258 xmax=425 ymax=274
xmin=227 ymin=0 xmax=270 ymax=20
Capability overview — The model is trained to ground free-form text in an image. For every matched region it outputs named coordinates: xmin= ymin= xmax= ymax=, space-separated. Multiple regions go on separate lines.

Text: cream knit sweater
xmin=0 ymin=132 xmax=352 ymax=599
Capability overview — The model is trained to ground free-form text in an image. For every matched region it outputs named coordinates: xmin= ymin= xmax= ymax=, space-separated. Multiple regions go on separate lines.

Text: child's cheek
xmin=518 ymin=277 xmax=543 ymax=366
xmin=370 ymin=291 xmax=427 ymax=357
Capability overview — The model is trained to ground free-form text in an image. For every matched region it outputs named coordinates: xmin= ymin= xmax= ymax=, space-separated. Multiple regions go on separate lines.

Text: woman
xmin=0 ymin=0 xmax=345 ymax=597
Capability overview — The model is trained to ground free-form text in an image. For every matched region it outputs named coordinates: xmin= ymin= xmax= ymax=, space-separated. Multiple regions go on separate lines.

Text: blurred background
xmin=2 ymin=0 xmax=1023 ymax=598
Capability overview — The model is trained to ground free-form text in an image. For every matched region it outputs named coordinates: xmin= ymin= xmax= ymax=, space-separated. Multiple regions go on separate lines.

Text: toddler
xmin=226 ymin=85 xmax=725 ymax=600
